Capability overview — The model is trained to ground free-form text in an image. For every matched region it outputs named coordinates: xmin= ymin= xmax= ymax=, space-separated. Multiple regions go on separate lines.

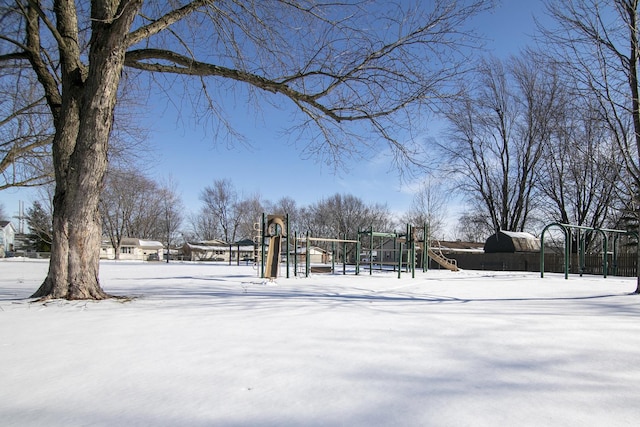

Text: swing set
xmin=540 ymin=222 xmax=638 ymax=279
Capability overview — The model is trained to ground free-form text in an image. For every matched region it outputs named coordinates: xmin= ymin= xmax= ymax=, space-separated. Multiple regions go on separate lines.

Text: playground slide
xmin=427 ymin=248 xmax=460 ymax=272
xmin=265 ymin=235 xmax=282 ymax=278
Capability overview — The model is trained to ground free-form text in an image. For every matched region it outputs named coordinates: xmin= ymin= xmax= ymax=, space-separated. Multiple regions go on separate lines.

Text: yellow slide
xmin=265 ymin=235 xmax=282 ymax=278
xmin=427 ymin=248 xmax=459 ymax=272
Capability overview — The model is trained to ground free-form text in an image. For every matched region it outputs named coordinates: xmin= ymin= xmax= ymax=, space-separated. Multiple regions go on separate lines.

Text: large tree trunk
xmin=31 ymin=0 xmax=143 ymax=300
xmin=31 ymin=120 xmax=111 ymax=299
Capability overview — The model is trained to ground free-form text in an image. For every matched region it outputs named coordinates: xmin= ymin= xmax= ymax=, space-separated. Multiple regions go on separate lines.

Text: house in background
xmin=100 ymin=238 xmax=164 ymax=261
xmin=0 ymin=221 xmax=16 ymax=258
xmin=182 ymin=240 xmax=255 ymax=262
xmin=291 ymin=246 xmax=331 ymax=264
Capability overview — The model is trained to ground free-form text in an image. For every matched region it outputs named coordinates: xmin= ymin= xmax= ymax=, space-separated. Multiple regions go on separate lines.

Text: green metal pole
xmin=286 ymin=213 xmax=290 ymax=278
xmin=369 ymin=226 xmax=373 ymax=275
xmin=579 ymin=230 xmax=585 ymax=277
xmin=332 ymin=241 xmax=335 ymax=274
xmin=294 ymin=231 xmax=298 ymax=277
xmin=261 ymin=213 xmax=266 ymax=279
xmin=306 ymin=231 xmax=310 ymax=278
xmin=540 ymin=228 xmax=545 ymax=278
xmin=421 ymin=224 xmax=428 ymax=273
xmin=343 ymin=233 xmax=347 ymax=275
xmin=406 ymin=224 xmax=413 ymax=278
xmin=603 ymin=232 xmax=608 ymax=279
xmin=425 ymin=223 xmax=429 ymax=273
xmin=392 ymin=233 xmax=396 ymax=272
xmin=412 ymin=234 xmax=416 ymax=278
xmin=613 ymin=234 xmax=619 ymax=276
xmin=397 ymin=241 xmax=402 ymax=279
xmin=564 ymin=227 xmax=570 ymax=280
xmin=356 ymin=228 xmax=360 ymax=276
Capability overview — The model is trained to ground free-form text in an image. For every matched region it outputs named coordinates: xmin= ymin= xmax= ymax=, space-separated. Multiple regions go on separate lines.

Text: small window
xmin=121 ymin=247 xmax=132 ymax=254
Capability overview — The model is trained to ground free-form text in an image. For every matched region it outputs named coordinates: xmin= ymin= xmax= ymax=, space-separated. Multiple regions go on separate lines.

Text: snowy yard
xmin=1 ymin=258 xmax=640 ymax=426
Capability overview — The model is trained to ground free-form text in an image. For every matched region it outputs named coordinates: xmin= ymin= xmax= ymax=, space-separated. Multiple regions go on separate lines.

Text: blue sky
xmin=1 ymin=1 xmax=546 ymax=232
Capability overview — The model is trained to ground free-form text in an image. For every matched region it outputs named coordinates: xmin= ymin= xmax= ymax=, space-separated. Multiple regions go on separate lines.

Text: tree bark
xmin=31 ymin=0 xmax=143 ymax=300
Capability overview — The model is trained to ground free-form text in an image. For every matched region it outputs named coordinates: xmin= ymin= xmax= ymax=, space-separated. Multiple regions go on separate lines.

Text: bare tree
xmin=401 ymin=177 xmax=450 ymax=239
xmin=194 ymin=181 xmax=263 ymax=243
xmin=0 ymin=74 xmax=53 ymax=190
xmin=125 ymin=187 xmax=166 ymax=239
xmin=0 ymin=9 xmax=54 ymax=190
xmin=100 ymin=168 xmax=159 ymax=259
xmin=199 ymin=179 xmax=244 ymax=243
xmin=157 ymin=177 xmax=183 ymax=262
xmin=264 ymin=196 xmax=299 ymax=233
xmin=539 ymin=0 xmax=640 ymax=291
xmin=455 ymin=210 xmax=493 ymax=242
xmin=297 ymin=193 xmax=391 ymax=260
xmin=538 ymin=94 xmax=623 ymax=231
xmin=439 ymin=53 xmax=563 ymax=234
xmin=235 ymin=193 xmax=264 ymax=242
xmin=187 ymin=208 xmax=220 ymax=242
xmin=0 ymin=0 xmax=492 ymax=299
xmin=0 ymin=203 xmax=6 ymax=221
xmin=304 ymin=193 xmax=392 ymax=239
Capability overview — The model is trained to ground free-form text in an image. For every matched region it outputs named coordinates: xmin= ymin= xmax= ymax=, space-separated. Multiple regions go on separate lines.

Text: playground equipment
xmin=357 ymin=225 xmax=459 ymax=278
xmin=257 ymin=213 xmax=289 ymax=279
xmin=540 ymin=222 xmax=638 ymax=279
xmin=357 ymin=228 xmax=410 ymax=278
xmin=294 ymin=232 xmax=359 ymax=277
xmin=256 ymin=214 xmax=461 ymax=279
xmin=426 ymin=245 xmax=459 ymax=272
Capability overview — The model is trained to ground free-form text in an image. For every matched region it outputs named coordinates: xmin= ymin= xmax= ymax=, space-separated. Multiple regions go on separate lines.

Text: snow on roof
xmin=435 ymin=241 xmax=485 ymax=253
xmin=101 ymin=238 xmax=164 ymax=248
xmin=289 ymin=246 xmax=328 ymax=254
xmin=185 ymin=243 xmax=254 ymax=251
xmin=500 ymin=230 xmax=538 ymax=239
xmin=138 ymin=240 xmax=164 ymax=249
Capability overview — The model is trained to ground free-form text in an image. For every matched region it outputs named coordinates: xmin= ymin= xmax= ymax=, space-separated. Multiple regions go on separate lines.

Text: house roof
xmin=0 ymin=220 xmax=15 ymax=230
xmin=290 ymin=246 xmax=328 ymax=254
xmin=138 ymin=239 xmax=164 ymax=249
xmin=120 ymin=237 xmax=141 ymax=247
xmin=102 ymin=238 xmax=163 ymax=249
xmin=233 ymin=238 xmax=255 ymax=246
xmin=435 ymin=241 xmax=485 ymax=253
xmin=184 ymin=242 xmax=254 ymax=251
xmin=194 ymin=239 xmax=228 ymax=246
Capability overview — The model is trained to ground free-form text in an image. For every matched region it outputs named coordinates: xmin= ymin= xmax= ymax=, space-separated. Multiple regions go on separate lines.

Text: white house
xmin=292 ymin=246 xmax=332 ymax=264
xmin=0 ymin=221 xmax=16 ymax=258
xmin=182 ymin=240 xmax=255 ymax=262
xmin=100 ymin=238 xmax=164 ymax=261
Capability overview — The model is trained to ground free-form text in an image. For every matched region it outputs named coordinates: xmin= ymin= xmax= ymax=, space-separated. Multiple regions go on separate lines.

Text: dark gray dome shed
xmin=484 ymin=230 xmax=541 ymax=253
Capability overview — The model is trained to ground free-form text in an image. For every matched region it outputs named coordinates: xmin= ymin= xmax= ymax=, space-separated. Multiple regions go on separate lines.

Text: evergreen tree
xmin=26 ymin=201 xmax=52 ymax=252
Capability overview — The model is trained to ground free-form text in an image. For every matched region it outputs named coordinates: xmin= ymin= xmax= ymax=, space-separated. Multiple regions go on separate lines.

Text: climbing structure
xmin=259 ymin=214 xmax=289 ymax=279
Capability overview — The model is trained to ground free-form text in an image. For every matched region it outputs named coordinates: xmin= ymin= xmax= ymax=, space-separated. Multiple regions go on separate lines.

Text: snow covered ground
xmin=1 ymin=258 xmax=640 ymax=426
